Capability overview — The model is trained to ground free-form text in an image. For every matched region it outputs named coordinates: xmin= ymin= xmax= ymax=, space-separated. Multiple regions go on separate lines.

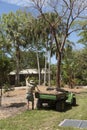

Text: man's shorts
xmin=26 ymin=93 xmax=34 ymax=101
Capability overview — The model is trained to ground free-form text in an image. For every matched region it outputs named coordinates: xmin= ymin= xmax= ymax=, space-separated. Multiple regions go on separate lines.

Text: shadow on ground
xmin=7 ymin=102 xmax=26 ymax=108
xmin=36 ymin=103 xmax=79 ymax=112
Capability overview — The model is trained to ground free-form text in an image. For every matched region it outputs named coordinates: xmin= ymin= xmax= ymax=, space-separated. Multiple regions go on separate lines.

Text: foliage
xmin=0 ymin=4 xmax=87 ymax=87
xmin=20 ymin=50 xmax=45 ymax=69
xmin=61 ymin=41 xmax=76 ymax=88
xmin=78 ymin=20 xmax=87 ymax=47
xmin=0 ymin=51 xmax=12 ymax=86
xmin=61 ymin=47 xmax=87 ymax=86
xmin=50 ymin=80 xmax=56 ymax=86
xmin=29 ymin=0 xmax=87 ymax=88
xmin=3 ymin=82 xmax=14 ymax=94
xmin=74 ymin=48 xmax=87 ymax=85
xmin=1 ymin=10 xmax=35 ymax=86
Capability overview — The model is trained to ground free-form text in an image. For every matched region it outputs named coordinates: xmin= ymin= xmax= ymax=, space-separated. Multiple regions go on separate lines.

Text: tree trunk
xmin=0 ymin=86 xmax=2 ymax=106
xmin=15 ymin=46 xmax=20 ymax=87
xmin=56 ymin=52 xmax=61 ymax=89
xmin=48 ymin=50 xmax=51 ymax=87
xmin=44 ymin=52 xmax=47 ymax=86
xmin=15 ymin=59 xmax=20 ymax=86
xmin=36 ymin=50 xmax=41 ymax=85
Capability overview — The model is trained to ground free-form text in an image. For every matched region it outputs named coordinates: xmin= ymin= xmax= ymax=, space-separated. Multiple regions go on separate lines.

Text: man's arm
xmin=26 ymin=77 xmax=29 ymax=86
xmin=35 ymin=85 xmax=40 ymax=92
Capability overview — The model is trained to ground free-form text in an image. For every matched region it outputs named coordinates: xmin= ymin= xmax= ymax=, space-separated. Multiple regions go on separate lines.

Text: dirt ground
xmin=0 ymin=85 xmax=87 ymax=119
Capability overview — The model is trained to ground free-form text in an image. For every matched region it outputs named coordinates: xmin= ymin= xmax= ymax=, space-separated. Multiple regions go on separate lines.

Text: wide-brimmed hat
xmin=29 ymin=80 xmax=35 ymax=85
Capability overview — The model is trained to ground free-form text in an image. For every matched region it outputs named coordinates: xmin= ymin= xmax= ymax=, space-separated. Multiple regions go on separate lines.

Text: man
xmin=26 ymin=77 xmax=40 ymax=110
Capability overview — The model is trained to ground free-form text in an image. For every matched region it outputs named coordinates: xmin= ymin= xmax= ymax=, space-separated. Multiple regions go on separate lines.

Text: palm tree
xmin=2 ymin=11 xmax=34 ymax=86
xmin=26 ymin=18 xmax=45 ymax=85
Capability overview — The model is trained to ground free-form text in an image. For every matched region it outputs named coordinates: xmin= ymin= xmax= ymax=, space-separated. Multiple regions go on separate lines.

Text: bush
xmin=51 ymin=80 xmax=56 ymax=86
xmin=20 ymin=81 xmax=25 ymax=86
xmin=3 ymin=83 xmax=14 ymax=93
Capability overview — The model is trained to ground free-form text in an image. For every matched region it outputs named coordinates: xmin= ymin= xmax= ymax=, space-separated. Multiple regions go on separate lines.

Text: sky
xmin=0 ymin=1 xmax=20 ymax=15
xmin=0 ymin=0 xmax=84 ymax=64
xmin=0 ymin=0 xmax=31 ymax=7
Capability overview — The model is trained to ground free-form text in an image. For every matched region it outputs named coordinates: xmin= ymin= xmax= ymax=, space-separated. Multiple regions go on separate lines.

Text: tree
xmin=74 ymin=48 xmax=87 ymax=85
xmin=0 ymin=24 xmax=13 ymax=106
xmin=20 ymin=50 xmax=45 ymax=69
xmin=0 ymin=50 xmax=12 ymax=106
xmin=29 ymin=0 xmax=87 ymax=88
xmin=25 ymin=18 xmax=46 ymax=85
xmin=61 ymin=40 xmax=76 ymax=88
xmin=36 ymin=13 xmax=59 ymax=86
xmin=2 ymin=10 xmax=34 ymax=86
xmin=78 ymin=21 xmax=87 ymax=47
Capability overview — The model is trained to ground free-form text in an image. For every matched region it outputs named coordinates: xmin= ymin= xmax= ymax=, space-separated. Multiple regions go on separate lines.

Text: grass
xmin=0 ymin=92 xmax=87 ymax=130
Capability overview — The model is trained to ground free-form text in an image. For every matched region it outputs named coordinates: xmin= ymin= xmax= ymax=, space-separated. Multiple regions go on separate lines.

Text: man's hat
xmin=29 ymin=80 xmax=35 ymax=85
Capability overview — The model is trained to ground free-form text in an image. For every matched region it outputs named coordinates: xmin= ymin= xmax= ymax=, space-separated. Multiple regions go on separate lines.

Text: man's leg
xmin=27 ymin=100 xmax=29 ymax=110
xmin=32 ymin=100 xmax=34 ymax=110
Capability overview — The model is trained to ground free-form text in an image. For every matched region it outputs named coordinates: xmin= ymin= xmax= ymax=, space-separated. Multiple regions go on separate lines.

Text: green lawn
xmin=0 ymin=92 xmax=87 ymax=130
